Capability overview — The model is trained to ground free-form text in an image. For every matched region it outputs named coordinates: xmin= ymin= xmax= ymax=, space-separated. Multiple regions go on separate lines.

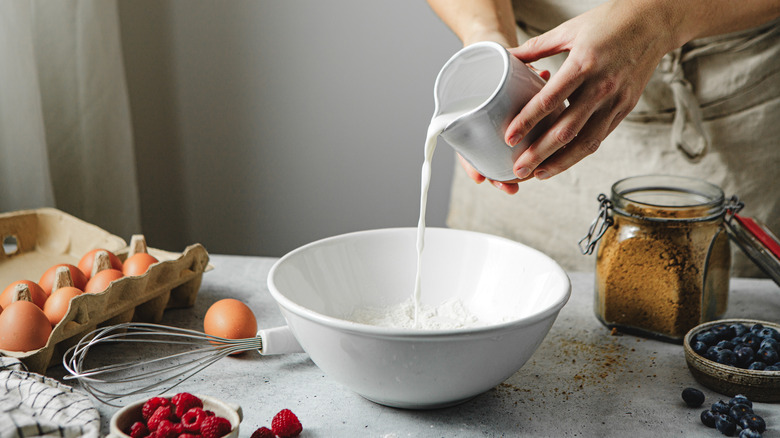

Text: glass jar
xmin=582 ymin=175 xmax=741 ymax=342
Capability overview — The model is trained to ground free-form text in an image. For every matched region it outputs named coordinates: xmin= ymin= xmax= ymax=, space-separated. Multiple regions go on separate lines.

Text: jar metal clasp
xmin=579 ymin=194 xmax=613 ymax=255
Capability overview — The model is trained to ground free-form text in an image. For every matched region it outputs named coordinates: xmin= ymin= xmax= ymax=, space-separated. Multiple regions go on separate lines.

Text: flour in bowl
xmin=349 ymin=297 xmax=486 ymax=330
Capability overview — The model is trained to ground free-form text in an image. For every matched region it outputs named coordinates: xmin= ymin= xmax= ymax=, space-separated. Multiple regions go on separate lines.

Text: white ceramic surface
xmin=267 ymin=227 xmax=571 ymax=409
xmin=433 ymin=41 xmax=563 ymax=182
xmin=109 ymin=393 xmax=242 ymax=438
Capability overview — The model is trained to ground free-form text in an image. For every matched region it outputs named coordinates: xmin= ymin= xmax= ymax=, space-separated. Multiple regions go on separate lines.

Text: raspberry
xmin=172 ymin=392 xmax=203 ymax=419
xmin=128 ymin=421 xmax=148 ymax=438
xmin=154 ymin=419 xmax=180 ymax=438
xmin=178 ymin=435 xmax=201 ymax=438
xmin=181 ymin=407 xmax=209 ymax=433
xmin=147 ymin=405 xmax=175 ymax=432
xmin=200 ymin=416 xmax=232 ymax=438
xmin=142 ymin=397 xmax=171 ymax=421
xmin=250 ymin=426 xmax=275 ymax=438
xmin=272 ymin=409 xmax=302 ymax=438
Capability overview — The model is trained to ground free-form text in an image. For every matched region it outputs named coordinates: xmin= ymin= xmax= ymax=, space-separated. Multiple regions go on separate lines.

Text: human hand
xmin=503 ymin=0 xmax=678 ymax=181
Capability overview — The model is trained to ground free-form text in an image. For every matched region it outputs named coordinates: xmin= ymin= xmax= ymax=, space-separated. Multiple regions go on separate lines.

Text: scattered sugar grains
xmin=349 ymin=298 xmax=489 ymax=329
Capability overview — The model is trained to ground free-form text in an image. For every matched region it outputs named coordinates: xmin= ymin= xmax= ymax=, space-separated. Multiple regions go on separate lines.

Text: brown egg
xmin=84 ymin=269 xmax=124 ymax=294
xmin=203 ymin=299 xmax=258 ymax=341
xmin=43 ymin=286 xmax=82 ymax=326
xmin=78 ymin=248 xmax=123 ymax=280
xmin=1 ymin=280 xmax=47 ymax=309
xmin=39 ymin=264 xmax=87 ymax=295
xmin=0 ymin=289 xmax=52 ymax=352
xmin=123 ymin=252 xmax=159 ymax=276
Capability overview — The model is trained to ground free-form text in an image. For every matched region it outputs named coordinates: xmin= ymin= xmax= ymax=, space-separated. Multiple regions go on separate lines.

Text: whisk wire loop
xmin=62 ymin=322 xmax=263 ymax=406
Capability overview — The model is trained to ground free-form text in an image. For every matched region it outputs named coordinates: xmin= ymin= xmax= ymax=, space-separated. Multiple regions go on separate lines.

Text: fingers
xmin=458 ymin=154 xmax=486 ymax=184
xmin=516 ymin=97 xmax=630 ymax=179
xmin=505 ymin=58 xmax=586 ymax=147
xmin=458 ymin=154 xmax=520 ymax=195
xmin=490 ymin=180 xmax=519 ymax=194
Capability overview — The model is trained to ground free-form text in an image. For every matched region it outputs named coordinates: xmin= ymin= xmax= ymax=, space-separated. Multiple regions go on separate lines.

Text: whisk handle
xmin=258 ymin=326 xmax=304 ymax=355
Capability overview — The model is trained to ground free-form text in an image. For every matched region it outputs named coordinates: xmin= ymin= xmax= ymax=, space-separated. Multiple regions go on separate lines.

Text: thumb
xmin=509 ymin=30 xmax=569 ymax=63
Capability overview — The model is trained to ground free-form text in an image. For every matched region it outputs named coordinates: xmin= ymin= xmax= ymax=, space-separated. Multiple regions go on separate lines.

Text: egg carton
xmin=0 ymin=208 xmax=210 ymax=374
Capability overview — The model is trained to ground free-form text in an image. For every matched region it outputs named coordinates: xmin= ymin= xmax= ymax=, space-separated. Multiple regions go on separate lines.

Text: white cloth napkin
xmin=0 ymin=358 xmax=99 ymax=438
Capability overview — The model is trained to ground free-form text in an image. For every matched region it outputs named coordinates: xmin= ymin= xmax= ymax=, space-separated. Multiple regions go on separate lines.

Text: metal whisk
xmin=62 ymin=322 xmax=301 ymax=406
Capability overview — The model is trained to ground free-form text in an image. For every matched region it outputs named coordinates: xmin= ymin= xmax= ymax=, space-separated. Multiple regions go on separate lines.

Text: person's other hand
xmin=505 ymin=0 xmax=676 ymax=181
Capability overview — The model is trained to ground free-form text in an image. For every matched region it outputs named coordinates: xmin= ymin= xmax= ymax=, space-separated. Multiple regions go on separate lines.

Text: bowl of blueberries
xmin=684 ymin=319 xmax=780 ymax=402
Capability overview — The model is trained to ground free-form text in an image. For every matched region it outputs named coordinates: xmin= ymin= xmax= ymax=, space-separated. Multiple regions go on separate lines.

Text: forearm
xmin=426 ymin=0 xmax=518 ymax=47
xmin=653 ymin=0 xmax=780 ymax=48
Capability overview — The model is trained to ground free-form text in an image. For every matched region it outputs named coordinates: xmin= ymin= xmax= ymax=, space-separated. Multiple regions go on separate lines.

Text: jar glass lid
xmin=724 ymin=214 xmax=780 ymax=287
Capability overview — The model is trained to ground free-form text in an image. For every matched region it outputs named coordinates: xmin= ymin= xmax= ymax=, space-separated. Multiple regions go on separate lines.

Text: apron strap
xmin=660 ymin=48 xmax=709 ymax=160
xmin=658 ymin=22 xmax=780 ymax=161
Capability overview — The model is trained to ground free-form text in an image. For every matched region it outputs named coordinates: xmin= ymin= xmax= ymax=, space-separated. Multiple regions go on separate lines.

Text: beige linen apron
xmin=447 ymin=2 xmax=780 ymax=277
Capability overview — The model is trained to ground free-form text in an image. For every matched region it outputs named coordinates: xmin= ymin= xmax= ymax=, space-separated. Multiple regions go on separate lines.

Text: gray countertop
xmin=50 ymin=254 xmax=780 ymax=437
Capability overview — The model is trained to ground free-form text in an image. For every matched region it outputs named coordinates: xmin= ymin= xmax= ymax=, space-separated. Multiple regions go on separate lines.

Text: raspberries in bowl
xmin=110 ymin=393 xmax=242 ymax=438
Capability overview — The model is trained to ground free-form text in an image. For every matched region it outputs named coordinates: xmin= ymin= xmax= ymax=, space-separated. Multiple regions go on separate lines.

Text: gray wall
xmin=117 ymin=0 xmax=461 ymax=257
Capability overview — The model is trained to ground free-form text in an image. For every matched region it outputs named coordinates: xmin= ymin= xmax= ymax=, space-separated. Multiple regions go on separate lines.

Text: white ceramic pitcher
xmin=433 ymin=41 xmax=562 ymax=182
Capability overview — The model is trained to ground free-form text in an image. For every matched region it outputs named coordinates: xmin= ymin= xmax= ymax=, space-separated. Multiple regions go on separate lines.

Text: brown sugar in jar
xmin=589 ymin=175 xmax=738 ymax=342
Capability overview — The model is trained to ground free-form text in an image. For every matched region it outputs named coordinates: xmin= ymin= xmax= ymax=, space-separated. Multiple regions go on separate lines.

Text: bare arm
xmin=427 ymin=0 xmax=780 ymax=191
xmin=427 ymin=0 xmax=518 ymax=47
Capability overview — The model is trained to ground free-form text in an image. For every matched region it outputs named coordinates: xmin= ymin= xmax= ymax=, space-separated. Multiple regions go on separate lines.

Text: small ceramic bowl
xmin=684 ymin=319 xmax=780 ymax=402
xmin=109 ymin=393 xmax=242 ymax=438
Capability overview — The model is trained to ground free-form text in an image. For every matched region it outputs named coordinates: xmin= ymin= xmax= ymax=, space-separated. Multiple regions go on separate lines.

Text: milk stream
xmin=413 ymin=99 xmax=483 ymax=327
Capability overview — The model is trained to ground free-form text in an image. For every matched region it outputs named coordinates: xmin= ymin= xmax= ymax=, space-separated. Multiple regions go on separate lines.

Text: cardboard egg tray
xmin=0 ymin=208 xmax=210 ymax=374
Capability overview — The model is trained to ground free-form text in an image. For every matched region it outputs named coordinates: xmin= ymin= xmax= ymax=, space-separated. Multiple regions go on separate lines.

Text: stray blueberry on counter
xmin=716 ymin=415 xmax=738 ymax=436
xmin=682 ymin=387 xmax=706 ymax=407
xmin=739 ymin=414 xmax=766 ymax=433
xmin=729 ymin=395 xmax=752 ymax=408
xmin=702 ymin=410 xmax=718 ymax=428
xmin=711 ymin=400 xmax=731 ymax=415
xmin=729 ymin=404 xmax=753 ymax=422
xmin=738 ymin=429 xmax=762 ymax=438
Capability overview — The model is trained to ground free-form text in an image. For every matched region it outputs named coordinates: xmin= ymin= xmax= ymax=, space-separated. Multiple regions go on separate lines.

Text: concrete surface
xmin=49 ymin=254 xmax=780 ymax=437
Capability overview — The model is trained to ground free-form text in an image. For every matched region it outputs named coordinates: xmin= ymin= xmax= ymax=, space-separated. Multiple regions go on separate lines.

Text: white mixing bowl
xmin=267 ymin=227 xmax=571 ymax=409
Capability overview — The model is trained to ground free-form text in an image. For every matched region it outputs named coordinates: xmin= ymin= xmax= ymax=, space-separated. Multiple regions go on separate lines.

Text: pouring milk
xmin=351 ymin=42 xmax=557 ymax=329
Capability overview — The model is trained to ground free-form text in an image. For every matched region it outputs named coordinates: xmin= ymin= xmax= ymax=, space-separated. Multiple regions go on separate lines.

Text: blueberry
xmin=707 ymin=346 xmax=724 ymax=361
xmin=693 ymin=341 xmax=710 ymax=355
xmin=716 ymin=349 xmax=737 ymax=366
xmin=682 ymin=387 xmax=705 ymax=407
xmin=713 ymin=324 xmax=736 ymax=341
xmin=739 ymin=414 xmax=767 ymax=433
xmin=711 ymin=400 xmax=731 ymax=415
xmin=750 ymin=323 xmax=765 ymax=334
xmin=741 ymin=333 xmax=763 ymax=351
xmin=730 ymin=323 xmax=749 ymax=338
xmin=757 ymin=346 xmax=779 ymax=365
xmin=735 ymin=347 xmax=755 ymax=368
xmin=760 ymin=338 xmax=779 ymax=351
xmin=728 ymin=403 xmax=753 ymax=422
xmin=698 ymin=330 xmax=719 ymax=346
xmin=756 ymin=326 xmax=780 ymax=341
xmin=716 ymin=415 xmax=737 ymax=436
xmin=739 ymin=429 xmax=763 ymax=438
xmin=718 ymin=340 xmax=737 ymax=350
xmin=765 ymin=364 xmax=780 ymax=371
xmin=701 ymin=409 xmax=718 ymax=428
xmin=728 ymin=394 xmax=752 ymax=408
xmin=748 ymin=361 xmax=767 ymax=371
